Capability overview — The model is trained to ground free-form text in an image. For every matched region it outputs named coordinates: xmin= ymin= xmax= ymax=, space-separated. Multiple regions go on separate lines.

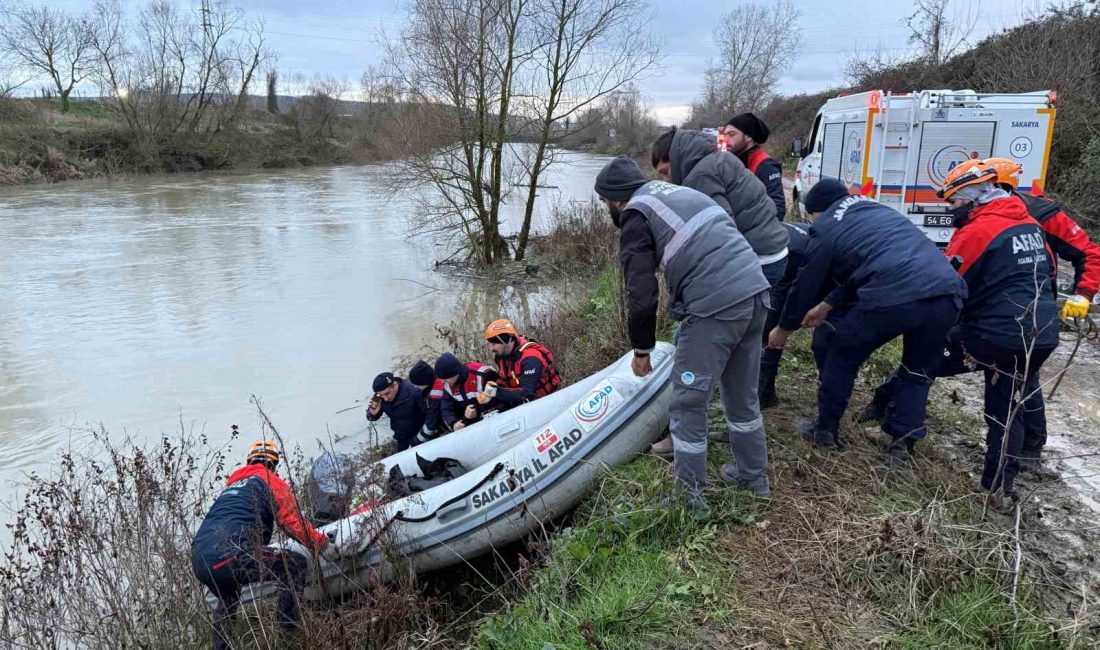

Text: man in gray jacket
xmin=652 ymin=127 xmax=789 ymax=285
xmin=594 ymin=155 xmax=772 ymax=518
xmin=651 ymin=126 xmax=790 ymax=453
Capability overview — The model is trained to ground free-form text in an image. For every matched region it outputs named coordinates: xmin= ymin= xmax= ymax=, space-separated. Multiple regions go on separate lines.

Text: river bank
xmin=0 ymin=98 xmax=392 ymax=186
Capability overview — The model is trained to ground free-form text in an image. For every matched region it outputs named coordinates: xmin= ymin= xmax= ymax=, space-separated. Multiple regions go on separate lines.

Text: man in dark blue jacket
xmin=367 ymin=372 xmax=426 ymax=451
xmin=767 ymin=179 xmax=967 ymax=465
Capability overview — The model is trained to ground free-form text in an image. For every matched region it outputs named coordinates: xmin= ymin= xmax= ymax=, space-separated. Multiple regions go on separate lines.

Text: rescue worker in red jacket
xmin=191 ymin=439 xmax=339 ymax=649
xmin=866 ymin=162 xmax=1059 ymax=496
xmin=724 ymin=112 xmax=786 ymax=220
xmin=985 ymin=157 xmax=1099 ymax=320
xmin=434 ymin=352 xmax=501 ymax=430
xmin=936 ymin=161 xmax=1059 ymax=503
xmin=483 ymin=319 xmax=562 ymax=408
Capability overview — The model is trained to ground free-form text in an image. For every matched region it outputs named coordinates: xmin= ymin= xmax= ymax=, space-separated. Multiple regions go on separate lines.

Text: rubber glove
xmin=1061 ymin=295 xmax=1090 ymax=320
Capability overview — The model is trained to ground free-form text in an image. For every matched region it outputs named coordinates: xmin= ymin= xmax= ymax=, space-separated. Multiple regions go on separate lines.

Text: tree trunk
xmin=60 ymin=90 xmax=71 ymax=113
xmin=514 ymin=140 xmax=548 ymax=261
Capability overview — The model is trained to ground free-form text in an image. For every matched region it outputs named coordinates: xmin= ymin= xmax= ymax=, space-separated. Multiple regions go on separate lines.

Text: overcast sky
xmin=33 ymin=0 xmax=1057 ymax=123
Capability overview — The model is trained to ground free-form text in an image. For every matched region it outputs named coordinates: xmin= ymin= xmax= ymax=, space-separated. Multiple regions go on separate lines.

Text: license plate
xmin=923 ymin=214 xmax=954 ymax=227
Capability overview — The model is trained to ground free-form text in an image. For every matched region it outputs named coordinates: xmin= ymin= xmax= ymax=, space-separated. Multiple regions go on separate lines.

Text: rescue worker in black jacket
xmin=724 ymin=112 xmax=786 ymax=220
xmin=191 ymin=439 xmax=342 ymax=649
xmin=367 ymin=372 xmax=426 ymax=451
xmin=768 ymin=179 xmax=967 ymax=466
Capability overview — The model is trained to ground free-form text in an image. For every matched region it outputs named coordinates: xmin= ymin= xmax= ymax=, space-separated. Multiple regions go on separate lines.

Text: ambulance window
xmin=809 ymin=113 xmax=823 ymax=153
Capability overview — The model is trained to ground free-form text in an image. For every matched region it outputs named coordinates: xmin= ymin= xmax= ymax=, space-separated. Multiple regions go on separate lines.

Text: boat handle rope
xmin=351 ymin=462 xmax=508 ymax=556
xmin=394 ymin=462 xmax=505 ymax=524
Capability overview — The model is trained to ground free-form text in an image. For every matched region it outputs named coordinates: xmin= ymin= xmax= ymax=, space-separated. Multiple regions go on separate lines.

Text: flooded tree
xmin=386 ymin=0 xmax=656 ymax=266
xmin=511 ymin=0 xmax=658 ymax=261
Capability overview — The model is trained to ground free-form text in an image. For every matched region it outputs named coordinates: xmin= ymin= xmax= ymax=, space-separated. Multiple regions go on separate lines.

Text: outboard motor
xmin=307 ymin=451 xmax=354 ymax=525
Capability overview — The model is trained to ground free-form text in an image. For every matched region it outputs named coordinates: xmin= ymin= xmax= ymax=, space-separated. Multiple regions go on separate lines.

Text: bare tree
xmin=385 ymin=0 xmax=533 ymax=266
xmin=0 ymin=47 xmax=30 ymax=97
xmin=688 ymin=0 xmax=801 ymax=126
xmin=510 ymin=0 xmax=658 ymax=261
xmin=290 ymin=75 xmax=347 ymax=140
xmin=0 ymin=2 xmax=95 ymax=112
xmin=907 ymin=0 xmax=978 ymax=65
xmin=599 ymin=84 xmax=657 ymax=155
xmin=88 ymin=0 xmax=271 ymax=140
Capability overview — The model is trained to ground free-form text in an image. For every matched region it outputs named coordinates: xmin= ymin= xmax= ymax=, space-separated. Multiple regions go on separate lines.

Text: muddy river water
xmin=0 ymin=149 xmax=608 ymax=504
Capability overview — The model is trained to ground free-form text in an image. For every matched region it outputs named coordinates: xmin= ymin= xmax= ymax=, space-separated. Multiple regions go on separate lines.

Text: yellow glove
xmin=1061 ymin=295 xmax=1091 ymax=320
xmin=477 ymin=382 xmax=498 ymax=405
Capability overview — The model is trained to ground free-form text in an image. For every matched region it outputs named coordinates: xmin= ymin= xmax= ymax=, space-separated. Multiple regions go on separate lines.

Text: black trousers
xmin=192 ymin=546 xmax=309 ymax=649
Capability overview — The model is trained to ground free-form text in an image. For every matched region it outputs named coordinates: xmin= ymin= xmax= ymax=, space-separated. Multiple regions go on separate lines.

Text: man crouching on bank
xmin=594 ymin=155 xmax=772 ymax=519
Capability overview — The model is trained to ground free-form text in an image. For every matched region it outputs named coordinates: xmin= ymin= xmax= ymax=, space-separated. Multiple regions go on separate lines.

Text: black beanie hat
xmin=804 ymin=178 xmax=851 ymax=214
xmin=594 ymin=155 xmax=647 ymax=202
xmin=434 ymin=353 xmax=463 ymax=380
xmin=726 ymin=112 xmax=770 ymax=144
xmin=408 ymin=360 xmax=435 ymax=386
xmin=372 ymin=372 xmax=396 ymax=392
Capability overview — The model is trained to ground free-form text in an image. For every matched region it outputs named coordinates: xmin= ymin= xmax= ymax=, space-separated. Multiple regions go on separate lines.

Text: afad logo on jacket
xmin=573 ymin=380 xmax=621 ymax=431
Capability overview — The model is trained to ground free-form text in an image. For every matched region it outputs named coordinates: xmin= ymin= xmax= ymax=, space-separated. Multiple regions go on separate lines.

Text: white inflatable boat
xmin=284 ymin=343 xmax=674 ymax=599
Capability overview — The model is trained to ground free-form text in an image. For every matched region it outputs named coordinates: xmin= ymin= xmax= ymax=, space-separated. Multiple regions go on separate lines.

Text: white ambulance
xmin=790 ymin=89 xmax=1057 ymax=244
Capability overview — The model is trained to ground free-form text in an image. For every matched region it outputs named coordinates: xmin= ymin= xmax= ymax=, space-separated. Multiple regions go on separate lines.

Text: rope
xmin=354 ymin=462 xmax=508 ymax=556
xmin=394 ymin=462 xmax=505 ymax=523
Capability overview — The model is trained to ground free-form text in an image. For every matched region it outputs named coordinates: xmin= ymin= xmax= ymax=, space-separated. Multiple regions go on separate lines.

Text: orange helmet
xmin=984 ymin=157 xmax=1023 ymax=189
xmin=247 ymin=440 xmax=281 ymax=466
xmin=484 ymin=318 xmax=518 ymax=342
xmin=937 ymin=160 xmax=997 ymax=200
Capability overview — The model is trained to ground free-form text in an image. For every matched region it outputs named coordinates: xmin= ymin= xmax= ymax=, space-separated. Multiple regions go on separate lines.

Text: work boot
xmin=1018 ymin=447 xmax=1042 ymax=466
xmin=649 ymin=435 xmax=674 ymax=458
xmin=884 ymin=437 xmax=914 ymax=471
xmin=659 ymin=493 xmax=711 ymax=520
xmin=857 ymin=400 xmax=889 ymax=424
xmin=720 ymin=463 xmax=771 ymax=499
xmin=796 ymin=420 xmax=841 ymax=450
xmin=759 ymin=380 xmax=779 ymax=409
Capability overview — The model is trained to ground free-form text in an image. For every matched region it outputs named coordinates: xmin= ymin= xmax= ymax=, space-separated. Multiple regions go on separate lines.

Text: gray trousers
xmin=670 ymin=293 xmax=769 ymax=499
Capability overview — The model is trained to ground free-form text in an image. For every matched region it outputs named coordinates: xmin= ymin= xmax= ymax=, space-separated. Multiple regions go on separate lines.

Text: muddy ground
xmin=935 ymin=330 xmax=1100 ymax=635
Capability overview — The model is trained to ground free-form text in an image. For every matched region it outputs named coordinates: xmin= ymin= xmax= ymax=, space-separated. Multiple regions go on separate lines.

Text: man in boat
xmin=766 ymin=178 xmax=966 ymax=467
xmin=409 ymin=360 xmax=448 ymax=440
xmin=367 ymin=371 xmax=428 ymax=451
xmin=595 ymin=155 xmax=772 ymax=517
xmin=191 ymin=440 xmax=342 ymax=649
xmin=434 ymin=352 xmax=502 ymax=430
xmin=482 ymin=318 xmax=562 ymax=409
